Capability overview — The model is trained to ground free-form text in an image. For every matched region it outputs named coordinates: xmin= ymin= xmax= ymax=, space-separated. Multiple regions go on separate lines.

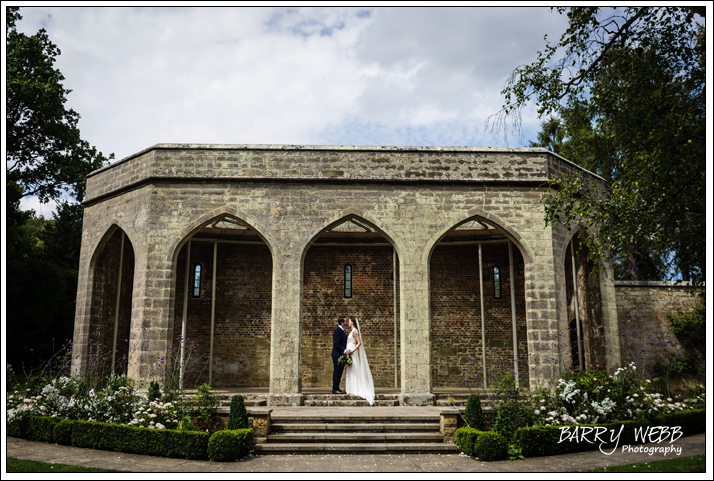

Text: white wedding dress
xmin=345 ymin=322 xmax=375 ymax=406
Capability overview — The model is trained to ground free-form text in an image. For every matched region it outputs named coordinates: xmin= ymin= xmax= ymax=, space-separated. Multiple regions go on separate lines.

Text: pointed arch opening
xmin=301 ymin=214 xmax=400 ymax=391
xmin=88 ymin=226 xmax=135 ymax=376
xmin=429 ymin=216 xmax=528 ymax=389
xmin=171 ymin=213 xmax=273 ymax=388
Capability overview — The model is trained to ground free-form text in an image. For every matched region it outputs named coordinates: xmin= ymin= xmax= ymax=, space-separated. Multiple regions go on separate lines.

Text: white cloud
xmin=12 ymin=6 xmax=570 ymax=161
xmin=19 ymin=196 xmax=59 ymax=220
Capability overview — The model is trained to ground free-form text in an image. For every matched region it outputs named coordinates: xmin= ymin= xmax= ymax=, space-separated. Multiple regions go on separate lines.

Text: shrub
xmin=128 ymin=399 xmax=179 ymax=430
xmin=26 ymin=415 xmax=61 ymax=443
xmin=653 ymin=409 xmax=705 ymax=436
xmin=208 ymin=429 xmax=253 ymax=461
xmin=71 ymin=420 xmax=209 ymax=460
xmin=472 ymin=431 xmax=508 ymax=461
xmin=148 ymin=381 xmax=161 ymax=401
xmin=53 ymin=419 xmax=74 ymax=445
xmin=516 ymin=420 xmax=648 ymax=458
xmin=227 ymin=395 xmax=249 ymax=430
xmin=7 ymin=416 xmax=29 ymax=438
xmin=463 ymin=394 xmax=485 ymax=430
xmin=455 ymin=427 xmax=488 ymax=457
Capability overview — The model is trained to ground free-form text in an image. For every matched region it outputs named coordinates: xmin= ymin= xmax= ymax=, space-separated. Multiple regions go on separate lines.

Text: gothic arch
xmin=422 ymin=209 xmax=534 ymax=268
xmin=300 ymin=208 xmax=404 ymax=264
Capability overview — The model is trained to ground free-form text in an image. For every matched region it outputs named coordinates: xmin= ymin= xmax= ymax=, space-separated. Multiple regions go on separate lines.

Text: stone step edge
xmin=271 ymin=423 xmax=439 ymax=431
xmin=254 ymin=443 xmax=459 ymax=453
xmin=269 ymin=415 xmax=441 ymax=422
xmin=268 ymin=434 xmax=444 ymax=442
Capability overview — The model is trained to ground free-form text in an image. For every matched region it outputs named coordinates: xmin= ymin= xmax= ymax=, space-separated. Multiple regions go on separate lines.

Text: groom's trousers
xmin=332 ymin=355 xmax=344 ymax=391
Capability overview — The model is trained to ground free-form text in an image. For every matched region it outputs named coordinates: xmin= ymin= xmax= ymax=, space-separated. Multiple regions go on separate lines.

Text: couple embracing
xmin=331 ymin=316 xmax=375 ymax=405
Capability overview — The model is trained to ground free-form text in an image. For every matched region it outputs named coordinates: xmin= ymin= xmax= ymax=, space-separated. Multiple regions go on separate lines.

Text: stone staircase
xmin=214 ymin=391 xmax=505 ymax=411
xmin=254 ymin=412 xmax=459 ymax=454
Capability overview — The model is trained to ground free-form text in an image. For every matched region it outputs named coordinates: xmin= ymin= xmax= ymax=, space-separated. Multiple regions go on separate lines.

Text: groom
xmin=332 ymin=316 xmax=351 ymax=394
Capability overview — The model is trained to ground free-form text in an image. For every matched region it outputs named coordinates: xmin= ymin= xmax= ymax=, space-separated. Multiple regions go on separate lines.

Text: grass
xmin=579 ymin=454 xmax=705 ymax=473
xmin=7 ymin=457 xmax=128 ymax=473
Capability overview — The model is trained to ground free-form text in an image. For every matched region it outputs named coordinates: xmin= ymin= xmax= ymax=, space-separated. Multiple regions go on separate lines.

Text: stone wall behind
xmin=615 ymin=282 xmax=700 ymax=373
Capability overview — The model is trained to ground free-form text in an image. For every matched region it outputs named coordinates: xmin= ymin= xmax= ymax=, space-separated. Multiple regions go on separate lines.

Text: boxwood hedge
xmin=455 ymin=427 xmax=489 ymax=457
xmin=208 ymin=429 xmax=253 ymax=461
xmin=26 ymin=415 xmax=61 ymax=443
xmin=71 ymin=421 xmax=210 ymax=460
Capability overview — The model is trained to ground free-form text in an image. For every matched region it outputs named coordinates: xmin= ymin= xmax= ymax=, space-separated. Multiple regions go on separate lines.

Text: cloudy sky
xmin=11 ymin=6 xmax=573 ymax=216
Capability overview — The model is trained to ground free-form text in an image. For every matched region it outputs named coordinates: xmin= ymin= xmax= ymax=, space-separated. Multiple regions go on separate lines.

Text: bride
xmin=345 ymin=317 xmax=375 ymax=405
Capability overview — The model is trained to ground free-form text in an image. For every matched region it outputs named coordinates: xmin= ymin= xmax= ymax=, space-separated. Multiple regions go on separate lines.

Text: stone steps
xmin=268 ymin=432 xmax=445 ymax=443
xmin=254 ymin=412 xmax=458 ymax=454
xmin=254 ymin=443 xmax=458 ymax=454
xmin=270 ymin=423 xmax=437 ymax=432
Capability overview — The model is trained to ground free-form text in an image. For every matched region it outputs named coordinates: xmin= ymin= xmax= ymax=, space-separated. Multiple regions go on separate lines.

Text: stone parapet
xmin=84 ymin=144 xmax=605 ymax=204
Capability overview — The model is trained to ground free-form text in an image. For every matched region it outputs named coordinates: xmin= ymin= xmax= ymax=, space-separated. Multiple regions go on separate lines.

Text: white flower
xmin=534 ymin=409 xmax=540 ymax=416
xmin=633 ymin=394 xmax=638 ymax=398
xmin=155 ymin=423 xmax=165 ymax=429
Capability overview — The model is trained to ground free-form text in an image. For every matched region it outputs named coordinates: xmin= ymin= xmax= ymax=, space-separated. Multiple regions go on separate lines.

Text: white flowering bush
xmin=528 ymin=361 xmax=705 ymax=428
xmin=128 ymin=400 xmax=179 ymax=430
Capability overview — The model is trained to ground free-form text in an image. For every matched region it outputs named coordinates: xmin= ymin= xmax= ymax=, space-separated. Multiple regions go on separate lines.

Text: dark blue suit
xmin=332 ymin=326 xmax=348 ymax=392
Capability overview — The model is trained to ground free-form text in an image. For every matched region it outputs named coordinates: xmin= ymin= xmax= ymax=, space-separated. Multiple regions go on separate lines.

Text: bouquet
xmin=338 ymin=354 xmax=353 ymax=367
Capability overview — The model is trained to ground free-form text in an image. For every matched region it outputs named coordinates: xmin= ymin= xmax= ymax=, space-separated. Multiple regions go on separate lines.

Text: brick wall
xmin=430 ymin=243 xmax=528 ymax=388
xmin=89 ymin=228 xmax=134 ymax=374
xmin=173 ymin=241 xmax=272 ymax=387
xmin=302 ymin=245 xmax=399 ymax=388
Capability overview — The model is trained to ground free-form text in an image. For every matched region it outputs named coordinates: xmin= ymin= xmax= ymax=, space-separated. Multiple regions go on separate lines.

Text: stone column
xmin=398 ymin=256 xmax=434 ymax=406
xmin=599 ymin=259 xmax=621 ymax=372
xmin=126 ymin=231 xmax=172 ymax=383
xmin=268 ymin=247 xmax=304 ymax=406
xmin=71 ymin=222 xmax=100 ymax=378
xmin=524 ymin=230 xmax=564 ymax=388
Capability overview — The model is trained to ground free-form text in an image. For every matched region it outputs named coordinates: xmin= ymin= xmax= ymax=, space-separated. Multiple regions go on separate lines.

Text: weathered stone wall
xmin=173 ymin=241 xmax=272 ymax=387
xmin=85 ymin=145 xmax=555 ymax=201
xmin=615 ymin=282 xmax=699 ymax=373
xmin=74 ymin=145 xmax=611 ymax=402
xmin=430 ymin=243 xmax=528 ymax=387
xmin=302 ymin=245 xmax=398 ymax=388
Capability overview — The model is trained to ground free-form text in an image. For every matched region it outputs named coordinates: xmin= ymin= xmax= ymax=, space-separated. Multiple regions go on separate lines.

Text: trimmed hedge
xmin=473 ymin=431 xmax=508 ymax=461
xmin=653 ymin=409 xmax=705 ymax=436
xmin=463 ymin=394 xmax=485 ymax=430
xmin=53 ymin=419 xmax=74 ymax=445
xmin=208 ymin=429 xmax=253 ymax=461
xmin=516 ymin=420 xmax=649 ymax=458
xmin=455 ymin=427 xmax=489 ymax=457
xmin=7 ymin=416 xmax=29 ymax=438
xmin=26 ymin=415 xmax=61 ymax=443
xmin=71 ymin=421 xmax=210 ymax=460
xmin=227 ymin=395 xmax=249 ymax=430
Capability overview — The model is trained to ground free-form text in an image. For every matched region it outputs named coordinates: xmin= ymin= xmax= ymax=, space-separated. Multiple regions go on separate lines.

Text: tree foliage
xmin=6 ymin=6 xmax=112 ymax=204
xmin=6 ymin=7 xmax=113 ymax=370
xmin=491 ymin=7 xmax=705 ymax=285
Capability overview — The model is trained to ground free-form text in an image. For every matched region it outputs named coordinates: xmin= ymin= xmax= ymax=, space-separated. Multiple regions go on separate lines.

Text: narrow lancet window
xmin=344 ymin=264 xmax=352 ymax=298
xmin=193 ymin=264 xmax=202 ymax=297
xmin=493 ymin=266 xmax=502 ymax=299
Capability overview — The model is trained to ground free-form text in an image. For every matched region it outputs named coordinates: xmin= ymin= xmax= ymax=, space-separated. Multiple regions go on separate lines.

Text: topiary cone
xmin=227 ymin=394 xmax=249 ymax=429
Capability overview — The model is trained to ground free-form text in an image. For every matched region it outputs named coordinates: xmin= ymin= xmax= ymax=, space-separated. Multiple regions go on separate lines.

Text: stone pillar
xmin=126 ymin=233 xmax=174 ymax=384
xmin=599 ymin=259 xmax=621 ymax=372
xmin=439 ymin=407 xmax=459 ymax=443
xmin=525 ymin=231 xmax=563 ymax=389
xmin=250 ymin=408 xmax=272 ymax=445
xmin=268 ymin=248 xmax=304 ymax=406
xmin=398 ymin=257 xmax=434 ymax=406
xmin=71 ymin=223 xmax=99 ymax=378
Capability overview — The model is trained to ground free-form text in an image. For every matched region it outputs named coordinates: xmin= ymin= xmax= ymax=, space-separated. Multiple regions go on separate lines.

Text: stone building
xmin=72 ymin=144 xmax=625 ymax=406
